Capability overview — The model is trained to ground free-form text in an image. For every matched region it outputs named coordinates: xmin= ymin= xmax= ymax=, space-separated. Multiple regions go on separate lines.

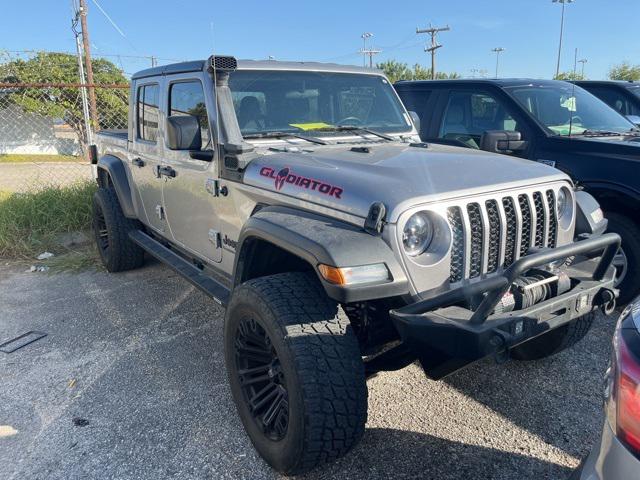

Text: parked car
xmin=571 ymin=298 xmax=640 ymax=480
xmin=395 ymin=78 xmax=640 ymax=304
xmin=92 ymin=58 xmax=620 ymax=474
xmin=572 ymin=80 xmax=640 ymax=126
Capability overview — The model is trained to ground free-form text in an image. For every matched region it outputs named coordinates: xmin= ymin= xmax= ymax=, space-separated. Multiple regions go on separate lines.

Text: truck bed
xmin=95 ymin=129 xmax=129 ymax=162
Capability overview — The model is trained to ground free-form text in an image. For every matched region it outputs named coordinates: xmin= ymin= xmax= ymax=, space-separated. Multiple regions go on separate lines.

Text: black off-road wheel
xmin=510 ymin=312 xmax=595 ymax=361
xmin=606 ymin=212 xmax=640 ymax=306
xmin=224 ymin=272 xmax=368 ymax=475
xmin=92 ymin=187 xmax=144 ymax=272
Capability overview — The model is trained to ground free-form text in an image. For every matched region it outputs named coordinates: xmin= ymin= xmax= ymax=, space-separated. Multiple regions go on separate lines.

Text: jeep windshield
xmin=505 ymin=84 xmax=637 ymax=136
xmin=228 ymin=70 xmax=412 ymax=139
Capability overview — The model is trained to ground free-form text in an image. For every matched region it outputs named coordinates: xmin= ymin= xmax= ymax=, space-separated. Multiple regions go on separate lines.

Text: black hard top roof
xmin=572 ymin=80 xmax=640 ymax=86
xmin=131 ymin=59 xmax=380 ymax=80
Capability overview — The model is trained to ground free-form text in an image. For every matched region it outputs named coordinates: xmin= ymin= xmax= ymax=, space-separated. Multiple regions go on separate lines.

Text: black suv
xmin=395 ymin=79 xmax=640 ymax=304
xmin=572 ymin=80 xmax=640 ymax=125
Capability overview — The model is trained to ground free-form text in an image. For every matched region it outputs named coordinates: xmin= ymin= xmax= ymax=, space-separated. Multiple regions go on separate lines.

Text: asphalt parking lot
xmin=0 ymin=259 xmax=615 ymax=480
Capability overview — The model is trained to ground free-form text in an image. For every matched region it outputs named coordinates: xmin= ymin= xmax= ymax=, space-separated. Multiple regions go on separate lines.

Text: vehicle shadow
xmin=440 ymin=311 xmax=615 ymax=463
xmin=302 ymin=427 xmax=572 ymax=480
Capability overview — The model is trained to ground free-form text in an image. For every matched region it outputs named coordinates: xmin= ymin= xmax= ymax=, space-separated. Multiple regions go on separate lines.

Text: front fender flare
xmin=233 ymin=206 xmax=409 ymax=303
xmin=96 ymin=155 xmax=136 ymax=218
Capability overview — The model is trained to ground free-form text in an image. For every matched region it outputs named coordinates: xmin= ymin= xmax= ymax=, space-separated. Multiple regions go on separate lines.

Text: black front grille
xmin=467 ymin=203 xmax=484 ymax=278
xmin=546 ymin=190 xmax=557 ymax=248
xmin=447 ymin=207 xmax=464 ymax=283
xmin=518 ymin=194 xmax=532 ymax=256
xmin=447 ymin=189 xmax=561 ymax=283
xmin=533 ymin=192 xmax=546 ymax=248
xmin=485 ymin=200 xmax=501 ymax=274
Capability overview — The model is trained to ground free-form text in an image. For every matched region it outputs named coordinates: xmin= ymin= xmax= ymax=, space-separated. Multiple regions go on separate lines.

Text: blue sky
xmin=2 ymin=0 xmax=638 ymax=79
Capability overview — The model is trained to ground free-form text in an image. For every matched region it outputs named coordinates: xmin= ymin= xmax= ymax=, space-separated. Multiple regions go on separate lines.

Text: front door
xmin=129 ymin=81 xmax=166 ymax=233
xmin=161 ymin=76 xmax=223 ymax=263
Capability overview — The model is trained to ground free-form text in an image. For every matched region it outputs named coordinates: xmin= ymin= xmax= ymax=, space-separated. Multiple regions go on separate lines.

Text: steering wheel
xmin=571 ymin=115 xmax=583 ymax=125
xmin=337 ymin=116 xmax=363 ymax=126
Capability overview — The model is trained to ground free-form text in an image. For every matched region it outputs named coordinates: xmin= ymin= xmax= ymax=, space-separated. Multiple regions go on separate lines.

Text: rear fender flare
xmin=96 ymin=155 xmax=136 ymax=218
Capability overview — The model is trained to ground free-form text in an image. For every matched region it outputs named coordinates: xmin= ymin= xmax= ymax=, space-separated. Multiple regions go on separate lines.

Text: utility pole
xmin=553 ymin=0 xmax=574 ymax=78
xmin=416 ymin=24 xmax=450 ymax=80
xmin=492 ymin=47 xmax=505 ymax=78
xmin=79 ymin=0 xmax=99 ymax=131
xmin=151 ymin=56 xmax=157 ymax=67
xmin=578 ymin=58 xmax=587 ymax=78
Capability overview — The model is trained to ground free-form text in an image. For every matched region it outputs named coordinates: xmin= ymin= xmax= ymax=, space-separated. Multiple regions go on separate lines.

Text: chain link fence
xmin=0 ymin=51 xmax=129 ymax=193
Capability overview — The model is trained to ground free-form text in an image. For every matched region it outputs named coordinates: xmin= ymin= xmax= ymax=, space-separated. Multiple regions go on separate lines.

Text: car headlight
xmin=402 ymin=212 xmax=433 ymax=256
xmin=557 ymin=186 xmax=572 ymax=219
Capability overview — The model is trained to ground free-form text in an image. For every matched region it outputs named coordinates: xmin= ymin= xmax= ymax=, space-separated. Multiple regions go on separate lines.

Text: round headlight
xmin=402 ymin=212 xmax=433 ymax=256
xmin=557 ymin=187 xmax=571 ymax=219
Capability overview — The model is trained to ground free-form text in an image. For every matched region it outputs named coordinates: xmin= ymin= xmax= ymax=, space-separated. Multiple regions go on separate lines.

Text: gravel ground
xmin=0 ymin=260 xmax=615 ymax=480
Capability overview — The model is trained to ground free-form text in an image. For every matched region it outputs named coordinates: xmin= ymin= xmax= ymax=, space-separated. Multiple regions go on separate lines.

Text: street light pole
xmin=492 ymin=47 xmax=505 ymax=78
xmin=553 ymin=0 xmax=574 ymax=78
xmin=578 ymin=58 xmax=588 ymax=78
xmin=361 ymin=32 xmax=373 ymax=67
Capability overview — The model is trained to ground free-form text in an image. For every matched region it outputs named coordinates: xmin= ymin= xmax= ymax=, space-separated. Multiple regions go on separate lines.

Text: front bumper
xmin=390 ymin=233 xmax=620 ymax=380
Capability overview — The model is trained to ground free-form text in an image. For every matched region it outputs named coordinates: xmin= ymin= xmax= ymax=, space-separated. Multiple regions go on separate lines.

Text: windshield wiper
xmin=577 ymin=129 xmax=628 ymax=137
xmin=315 ymin=125 xmax=395 ymax=142
xmin=243 ymin=131 xmax=327 ymax=145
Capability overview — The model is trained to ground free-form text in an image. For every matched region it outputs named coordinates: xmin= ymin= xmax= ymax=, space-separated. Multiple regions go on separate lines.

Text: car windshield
xmin=506 ymin=84 xmax=636 ymax=135
xmin=227 ymin=70 xmax=412 ymax=138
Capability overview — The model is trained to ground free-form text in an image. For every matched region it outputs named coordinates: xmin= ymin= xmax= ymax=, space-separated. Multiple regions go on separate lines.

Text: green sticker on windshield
xmin=289 ymin=122 xmax=333 ymax=131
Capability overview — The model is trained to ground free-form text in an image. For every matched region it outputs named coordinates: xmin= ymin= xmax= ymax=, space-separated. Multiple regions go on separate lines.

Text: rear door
xmin=161 ymin=74 xmax=223 ymax=263
xmin=129 ymin=81 xmax=166 ymax=233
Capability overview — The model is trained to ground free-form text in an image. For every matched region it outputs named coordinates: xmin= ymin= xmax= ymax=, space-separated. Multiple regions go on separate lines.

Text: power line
xmin=416 ymin=24 xmax=450 ymax=80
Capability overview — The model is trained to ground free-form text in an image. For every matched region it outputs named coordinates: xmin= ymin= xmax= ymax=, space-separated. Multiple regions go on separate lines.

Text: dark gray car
xmin=572 ymin=299 xmax=640 ymax=479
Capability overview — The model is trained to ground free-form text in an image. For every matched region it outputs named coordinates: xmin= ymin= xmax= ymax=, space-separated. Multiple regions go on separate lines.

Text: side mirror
xmin=626 ymin=115 xmax=640 ymax=127
xmin=479 ymin=130 xmax=528 ymax=154
xmin=408 ymin=111 xmax=421 ymax=134
xmin=166 ymin=115 xmax=201 ymax=150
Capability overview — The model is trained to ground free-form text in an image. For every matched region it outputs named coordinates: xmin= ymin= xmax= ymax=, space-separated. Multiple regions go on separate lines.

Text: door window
xmin=136 ymin=84 xmax=159 ymax=142
xmin=439 ymin=91 xmax=519 ymax=148
xmin=169 ymin=81 xmax=210 ymax=149
xmin=589 ymin=87 xmax=640 ymax=116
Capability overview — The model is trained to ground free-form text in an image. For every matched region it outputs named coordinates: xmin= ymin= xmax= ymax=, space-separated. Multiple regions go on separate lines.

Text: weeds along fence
xmin=0 ymin=82 xmax=129 ymax=193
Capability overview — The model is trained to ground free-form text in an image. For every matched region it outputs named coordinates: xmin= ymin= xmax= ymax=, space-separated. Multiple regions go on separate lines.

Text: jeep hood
xmin=243 ymin=143 xmax=569 ymax=223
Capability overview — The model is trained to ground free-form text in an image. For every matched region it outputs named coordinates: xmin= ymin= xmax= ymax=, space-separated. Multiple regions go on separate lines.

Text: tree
xmin=0 ymin=51 xmax=129 ymax=153
xmin=609 ymin=62 xmax=640 ymax=81
xmin=376 ymin=60 xmax=414 ymax=83
xmin=377 ymin=59 xmax=460 ymax=83
xmin=553 ymin=71 xmax=585 ymax=81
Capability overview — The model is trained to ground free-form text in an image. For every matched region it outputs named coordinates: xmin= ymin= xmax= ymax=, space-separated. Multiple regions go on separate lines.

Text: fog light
xmin=318 ymin=263 xmax=390 ymax=286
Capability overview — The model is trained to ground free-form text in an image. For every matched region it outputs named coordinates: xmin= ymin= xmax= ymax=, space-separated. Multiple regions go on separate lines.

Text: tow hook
xmin=599 ymin=289 xmax=617 ymax=315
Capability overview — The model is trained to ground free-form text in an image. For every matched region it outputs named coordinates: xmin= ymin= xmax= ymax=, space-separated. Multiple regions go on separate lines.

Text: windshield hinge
xmin=364 ymin=202 xmax=386 ymax=235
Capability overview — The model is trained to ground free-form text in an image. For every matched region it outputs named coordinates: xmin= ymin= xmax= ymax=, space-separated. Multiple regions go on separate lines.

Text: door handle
xmin=132 ymin=158 xmax=145 ymax=168
xmin=158 ymin=165 xmax=177 ymax=178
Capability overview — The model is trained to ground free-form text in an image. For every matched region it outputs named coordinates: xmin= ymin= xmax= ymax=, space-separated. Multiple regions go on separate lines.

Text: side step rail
xmin=129 ymin=230 xmax=230 ymax=307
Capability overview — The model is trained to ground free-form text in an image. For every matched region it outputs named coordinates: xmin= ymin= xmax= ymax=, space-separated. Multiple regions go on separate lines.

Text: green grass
xmin=0 ymin=182 xmax=97 ymax=258
xmin=0 ymin=154 xmax=83 ymax=163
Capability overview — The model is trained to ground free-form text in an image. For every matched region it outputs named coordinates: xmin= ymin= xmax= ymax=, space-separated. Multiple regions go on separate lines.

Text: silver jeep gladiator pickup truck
xmin=92 ymin=56 xmax=620 ymax=474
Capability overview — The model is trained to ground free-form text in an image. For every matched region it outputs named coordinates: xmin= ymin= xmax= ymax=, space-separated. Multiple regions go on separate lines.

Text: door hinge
xmin=155 ymin=205 xmax=165 ymax=221
xmin=208 ymin=229 xmax=222 ymax=249
xmin=205 ymin=178 xmax=228 ymax=197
